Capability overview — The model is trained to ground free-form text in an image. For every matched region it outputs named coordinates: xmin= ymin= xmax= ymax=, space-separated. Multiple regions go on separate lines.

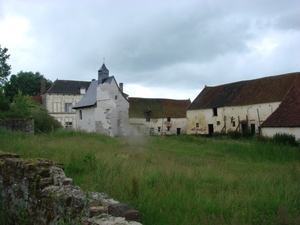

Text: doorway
xmin=208 ymin=124 xmax=214 ymax=137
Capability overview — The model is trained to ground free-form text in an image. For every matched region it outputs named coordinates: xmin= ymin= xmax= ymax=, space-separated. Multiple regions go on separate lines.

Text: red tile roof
xmin=188 ymin=72 xmax=300 ymax=110
xmin=129 ymin=97 xmax=191 ymax=118
xmin=261 ymin=75 xmax=300 ymax=127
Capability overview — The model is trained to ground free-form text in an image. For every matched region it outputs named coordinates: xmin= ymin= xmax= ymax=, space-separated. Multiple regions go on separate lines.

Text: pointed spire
xmin=98 ymin=63 xmax=109 ymax=84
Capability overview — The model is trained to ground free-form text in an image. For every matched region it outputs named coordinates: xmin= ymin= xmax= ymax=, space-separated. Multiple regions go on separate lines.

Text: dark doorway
xmin=208 ymin=124 xmax=214 ymax=137
xmin=241 ymin=122 xmax=248 ymax=134
xmin=251 ymin=124 xmax=255 ymax=135
xmin=177 ymin=128 xmax=181 ymax=135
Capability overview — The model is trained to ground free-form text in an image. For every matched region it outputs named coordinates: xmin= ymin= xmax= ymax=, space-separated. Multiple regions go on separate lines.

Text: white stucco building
xmin=73 ymin=63 xmax=130 ymax=137
xmin=129 ymin=97 xmax=191 ymax=136
xmin=186 ymin=72 xmax=300 ymax=136
xmin=42 ymin=80 xmax=91 ymax=129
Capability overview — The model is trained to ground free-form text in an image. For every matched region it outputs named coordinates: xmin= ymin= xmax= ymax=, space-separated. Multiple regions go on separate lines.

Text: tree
xmin=4 ymin=71 xmax=52 ymax=102
xmin=0 ymin=46 xmax=11 ymax=86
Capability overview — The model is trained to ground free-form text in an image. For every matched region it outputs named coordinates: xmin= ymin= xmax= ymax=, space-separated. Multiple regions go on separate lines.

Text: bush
xmin=227 ymin=130 xmax=242 ymax=139
xmin=272 ymin=133 xmax=299 ymax=147
xmin=31 ymin=104 xmax=61 ymax=133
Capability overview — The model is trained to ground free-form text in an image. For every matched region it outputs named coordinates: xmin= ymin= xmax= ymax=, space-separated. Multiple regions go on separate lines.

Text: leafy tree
xmin=0 ymin=87 xmax=10 ymax=112
xmin=0 ymin=92 xmax=61 ymax=132
xmin=4 ymin=71 xmax=52 ymax=102
xmin=0 ymin=46 xmax=11 ymax=86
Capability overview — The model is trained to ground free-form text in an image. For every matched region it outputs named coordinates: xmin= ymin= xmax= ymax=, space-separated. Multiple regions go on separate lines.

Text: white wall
xmin=76 ymin=107 xmax=96 ymax=132
xmin=186 ymin=102 xmax=280 ymax=135
xmin=130 ymin=117 xmax=187 ymax=136
xmin=261 ymin=127 xmax=300 ymax=141
xmin=76 ymin=79 xmax=130 ymax=137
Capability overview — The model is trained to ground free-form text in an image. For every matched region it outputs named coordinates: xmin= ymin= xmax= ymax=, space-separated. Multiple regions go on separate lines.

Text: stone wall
xmin=0 ymin=118 xmax=34 ymax=134
xmin=0 ymin=152 xmax=141 ymax=225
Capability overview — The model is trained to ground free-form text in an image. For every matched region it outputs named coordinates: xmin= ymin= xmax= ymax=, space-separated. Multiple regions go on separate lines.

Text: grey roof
xmin=73 ymin=80 xmax=98 ymax=109
xmin=46 ymin=80 xmax=91 ymax=94
xmin=73 ymin=76 xmax=119 ymax=109
xmin=98 ymin=63 xmax=109 ymax=73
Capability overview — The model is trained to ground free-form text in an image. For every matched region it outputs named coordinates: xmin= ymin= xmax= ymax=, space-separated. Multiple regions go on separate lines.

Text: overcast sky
xmin=0 ymin=0 xmax=299 ymax=101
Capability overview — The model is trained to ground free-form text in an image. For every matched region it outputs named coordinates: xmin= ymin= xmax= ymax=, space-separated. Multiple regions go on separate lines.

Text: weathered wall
xmin=0 ymin=118 xmax=34 ymax=134
xmin=0 ymin=152 xmax=141 ymax=225
xmin=187 ymin=102 xmax=280 ymax=135
xmin=43 ymin=93 xmax=85 ymax=129
xmin=129 ymin=118 xmax=187 ymax=136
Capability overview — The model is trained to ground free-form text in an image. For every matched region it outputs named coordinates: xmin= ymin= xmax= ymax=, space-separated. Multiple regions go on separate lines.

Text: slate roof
xmin=72 ymin=80 xmax=98 ymax=109
xmin=261 ymin=75 xmax=300 ymax=127
xmin=46 ymin=80 xmax=91 ymax=94
xmin=73 ymin=76 xmax=124 ymax=109
xmin=188 ymin=72 xmax=300 ymax=110
xmin=129 ymin=97 xmax=191 ymax=118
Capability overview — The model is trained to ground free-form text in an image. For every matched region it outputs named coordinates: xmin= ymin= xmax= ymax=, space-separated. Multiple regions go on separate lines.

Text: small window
xmin=232 ymin=121 xmax=236 ymax=127
xmin=65 ymin=103 xmax=72 ymax=113
xmin=79 ymin=110 xmax=82 ymax=120
xmin=65 ymin=122 xmax=72 ymax=129
xmin=158 ymin=127 xmax=161 ymax=132
xmin=167 ymin=117 xmax=171 ymax=122
xmin=167 ymin=126 xmax=170 ymax=131
xmin=196 ymin=123 xmax=199 ymax=128
xmin=80 ymin=88 xmax=86 ymax=94
xmin=217 ymin=121 xmax=220 ymax=125
xmin=212 ymin=108 xmax=218 ymax=116
xmin=145 ymin=110 xmax=151 ymax=122
xmin=115 ymin=95 xmax=118 ymax=100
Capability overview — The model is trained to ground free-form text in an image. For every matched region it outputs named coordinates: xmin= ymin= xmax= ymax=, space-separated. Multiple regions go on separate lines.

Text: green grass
xmin=0 ymin=128 xmax=300 ymax=225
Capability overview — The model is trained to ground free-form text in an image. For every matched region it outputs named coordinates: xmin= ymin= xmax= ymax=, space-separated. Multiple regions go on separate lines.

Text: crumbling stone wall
xmin=0 ymin=152 xmax=141 ymax=225
xmin=0 ymin=118 xmax=34 ymax=134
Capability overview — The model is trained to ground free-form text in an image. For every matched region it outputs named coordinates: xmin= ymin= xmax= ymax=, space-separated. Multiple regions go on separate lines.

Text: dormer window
xmin=80 ymin=88 xmax=86 ymax=94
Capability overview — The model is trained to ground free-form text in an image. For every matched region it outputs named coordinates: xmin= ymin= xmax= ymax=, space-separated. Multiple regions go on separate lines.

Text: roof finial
xmin=103 ymin=57 xmax=105 ymax=64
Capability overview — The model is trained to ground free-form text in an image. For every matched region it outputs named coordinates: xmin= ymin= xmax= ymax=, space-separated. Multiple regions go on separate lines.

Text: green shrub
xmin=227 ymin=130 xmax=242 ymax=139
xmin=31 ymin=104 xmax=61 ymax=133
xmin=272 ymin=133 xmax=299 ymax=147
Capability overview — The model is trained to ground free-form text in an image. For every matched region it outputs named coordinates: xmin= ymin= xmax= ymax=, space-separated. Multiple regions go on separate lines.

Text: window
xmin=79 ymin=110 xmax=82 ymax=120
xmin=167 ymin=117 xmax=171 ymax=122
xmin=80 ymin=88 xmax=86 ymax=94
xmin=115 ymin=95 xmax=118 ymax=100
xmin=217 ymin=121 xmax=220 ymax=125
xmin=212 ymin=108 xmax=218 ymax=116
xmin=158 ymin=127 xmax=161 ymax=132
xmin=65 ymin=122 xmax=72 ymax=129
xmin=65 ymin=103 xmax=72 ymax=113
xmin=145 ymin=110 xmax=151 ymax=122
xmin=167 ymin=126 xmax=170 ymax=131
xmin=232 ymin=121 xmax=236 ymax=127
xmin=196 ymin=123 xmax=199 ymax=128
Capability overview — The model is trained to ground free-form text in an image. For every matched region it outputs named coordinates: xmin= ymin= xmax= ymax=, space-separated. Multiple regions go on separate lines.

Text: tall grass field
xmin=0 ymin=128 xmax=299 ymax=225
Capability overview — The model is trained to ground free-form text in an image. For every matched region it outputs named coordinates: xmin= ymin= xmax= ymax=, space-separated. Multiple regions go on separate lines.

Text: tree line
xmin=0 ymin=46 xmax=61 ymax=132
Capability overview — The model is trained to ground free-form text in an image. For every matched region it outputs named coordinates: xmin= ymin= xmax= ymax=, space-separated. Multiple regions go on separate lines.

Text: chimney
xmin=119 ymin=83 xmax=123 ymax=93
xmin=40 ymin=77 xmax=46 ymax=94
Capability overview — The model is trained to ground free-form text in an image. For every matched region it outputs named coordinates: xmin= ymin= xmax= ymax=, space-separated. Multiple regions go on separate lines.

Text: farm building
xmin=129 ymin=97 xmax=191 ymax=135
xmin=260 ymin=75 xmax=300 ymax=140
xmin=73 ymin=63 xmax=130 ymax=137
xmin=186 ymin=72 xmax=300 ymax=136
xmin=42 ymin=80 xmax=91 ymax=129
